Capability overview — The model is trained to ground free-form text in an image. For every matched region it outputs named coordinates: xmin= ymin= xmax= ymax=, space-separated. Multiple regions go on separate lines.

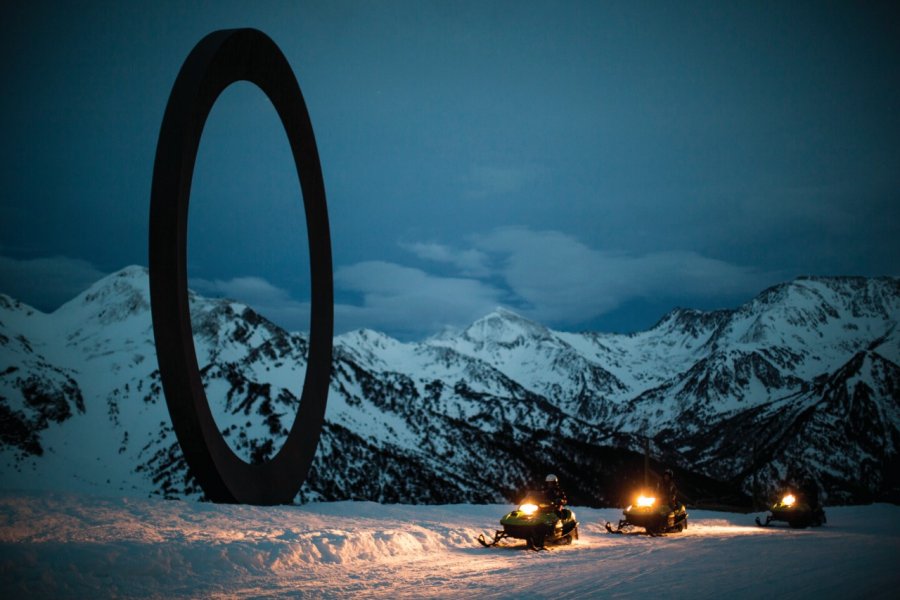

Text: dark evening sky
xmin=1 ymin=1 xmax=898 ymax=338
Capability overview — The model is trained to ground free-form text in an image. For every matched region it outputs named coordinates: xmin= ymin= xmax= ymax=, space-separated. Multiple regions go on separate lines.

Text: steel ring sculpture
xmin=149 ymin=29 xmax=333 ymax=505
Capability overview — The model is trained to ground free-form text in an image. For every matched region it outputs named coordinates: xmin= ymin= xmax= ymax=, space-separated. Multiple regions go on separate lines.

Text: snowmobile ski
xmin=476 ymin=530 xmax=508 ymax=547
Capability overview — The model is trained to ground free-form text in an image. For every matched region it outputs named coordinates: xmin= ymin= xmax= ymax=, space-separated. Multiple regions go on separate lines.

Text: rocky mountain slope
xmin=1 ymin=268 xmax=898 ymax=505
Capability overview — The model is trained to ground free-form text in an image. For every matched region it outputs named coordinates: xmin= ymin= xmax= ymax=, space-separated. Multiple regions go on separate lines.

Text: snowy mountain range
xmin=1 ymin=267 xmax=898 ymax=506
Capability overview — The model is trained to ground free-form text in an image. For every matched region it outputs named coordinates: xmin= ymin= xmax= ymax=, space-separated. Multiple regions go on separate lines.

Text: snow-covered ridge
xmin=1 ymin=268 xmax=898 ymax=505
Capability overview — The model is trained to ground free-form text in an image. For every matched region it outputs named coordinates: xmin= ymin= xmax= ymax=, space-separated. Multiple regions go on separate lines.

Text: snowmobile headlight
xmin=636 ymin=495 xmax=656 ymax=507
xmin=519 ymin=503 xmax=539 ymax=516
xmin=782 ymin=494 xmax=796 ymax=507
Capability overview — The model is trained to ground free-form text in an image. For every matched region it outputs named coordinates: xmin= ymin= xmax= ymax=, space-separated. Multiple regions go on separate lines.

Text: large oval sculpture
xmin=149 ymin=29 xmax=333 ymax=505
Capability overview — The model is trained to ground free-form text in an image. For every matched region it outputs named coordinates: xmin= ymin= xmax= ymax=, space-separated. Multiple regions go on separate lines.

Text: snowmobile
xmin=477 ymin=490 xmax=579 ymax=550
xmin=605 ymin=493 xmax=688 ymax=535
xmin=756 ymin=493 xmax=826 ymax=529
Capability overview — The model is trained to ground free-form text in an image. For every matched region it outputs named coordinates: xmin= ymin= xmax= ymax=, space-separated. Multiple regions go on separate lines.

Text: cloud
xmin=0 ymin=255 xmax=107 ymax=311
xmin=328 ymin=229 xmax=772 ymax=337
xmin=470 ymin=226 xmax=772 ymax=325
xmin=191 ymin=263 xmax=506 ymax=338
xmin=191 ymin=276 xmax=312 ymax=332
xmin=334 ymin=261 xmax=503 ymax=336
xmin=400 ymin=241 xmax=491 ymax=277
xmin=0 ymin=231 xmax=772 ymax=339
xmin=192 ymin=276 xmax=292 ymax=307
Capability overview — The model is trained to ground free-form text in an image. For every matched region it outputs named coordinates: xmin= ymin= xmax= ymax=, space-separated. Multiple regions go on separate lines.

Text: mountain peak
xmin=488 ymin=306 xmax=524 ymax=318
xmin=733 ymin=276 xmax=900 ymax=336
xmin=336 ymin=327 xmax=400 ymax=348
xmin=54 ymin=265 xmax=150 ymax=324
xmin=474 ymin=306 xmax=533 ymax=324
xmin=461 ymin=307 xmax=552 ymax=346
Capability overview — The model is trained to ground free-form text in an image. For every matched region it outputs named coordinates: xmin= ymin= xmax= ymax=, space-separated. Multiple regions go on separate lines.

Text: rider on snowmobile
xmin=798 ymin=474 xmax=821 ymax=511
xmin=542 ymin=474 xmax=568 ymax=515
xmin=656 ymin=468 xmax=678 ymax=510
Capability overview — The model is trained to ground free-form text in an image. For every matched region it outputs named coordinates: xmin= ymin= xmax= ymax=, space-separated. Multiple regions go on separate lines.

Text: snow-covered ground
xmin=1 ymin=492 xmax=898 ymax=598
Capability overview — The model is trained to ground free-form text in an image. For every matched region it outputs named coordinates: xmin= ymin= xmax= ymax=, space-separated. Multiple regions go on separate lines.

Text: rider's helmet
xmin=545 ymin=474 xmax=558 ymax=485
xmin=663 ymin=468 xmax=674 ymax=479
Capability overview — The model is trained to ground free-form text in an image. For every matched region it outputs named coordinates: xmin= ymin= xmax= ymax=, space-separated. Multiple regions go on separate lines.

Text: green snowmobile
xmin=756 ymin=493 xmax=826 ymax=529
xmin=605 ymin=492 xmax=688 ymax=535
xmin=477 ymin=490 xmax=579 ymax=550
